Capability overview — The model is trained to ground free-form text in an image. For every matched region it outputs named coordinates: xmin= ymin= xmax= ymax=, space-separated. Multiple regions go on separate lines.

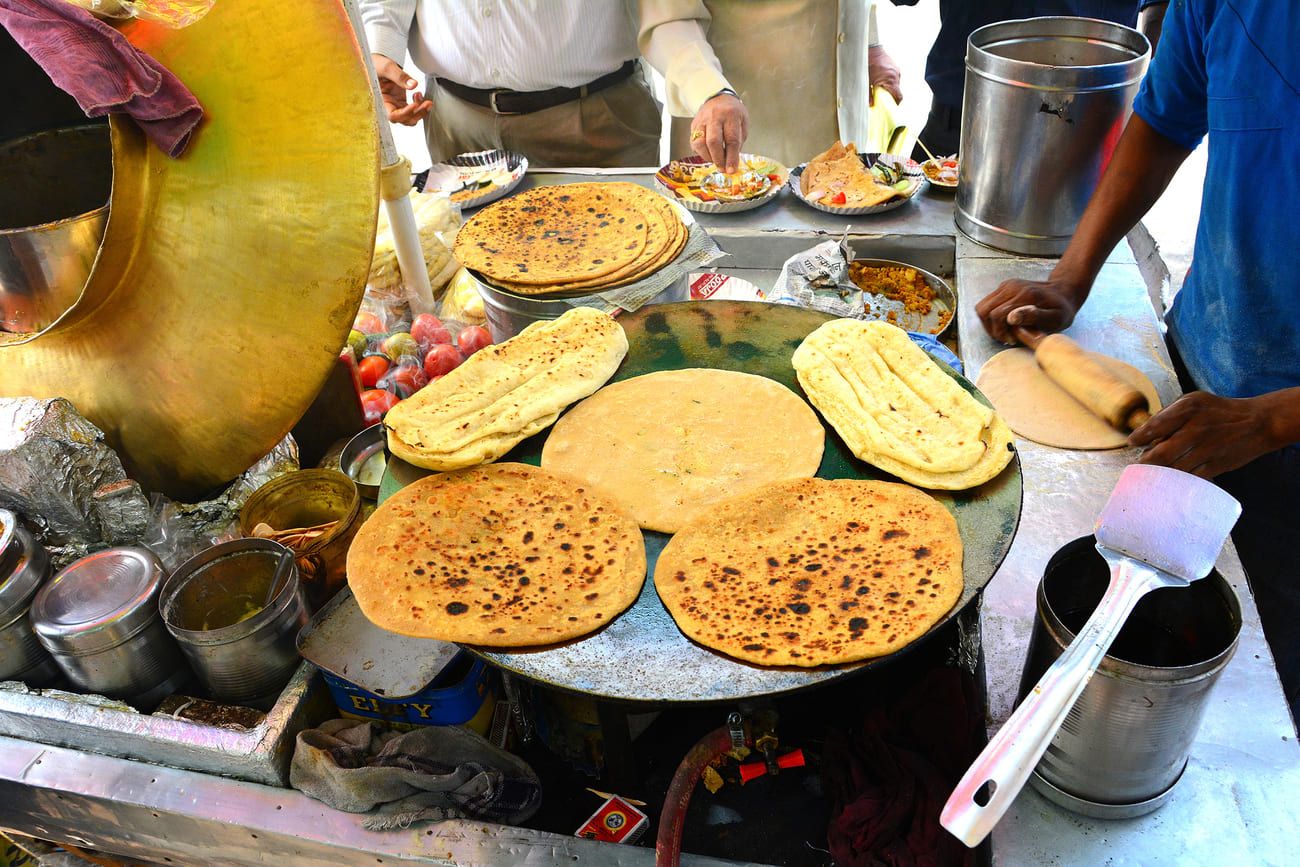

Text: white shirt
xmin=361 ymin=0 xmax=733 ymax=114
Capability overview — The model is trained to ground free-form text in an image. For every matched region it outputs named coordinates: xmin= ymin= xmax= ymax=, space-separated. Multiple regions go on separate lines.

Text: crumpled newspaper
xmin=768 ymin=237 xmax=865 ymax=319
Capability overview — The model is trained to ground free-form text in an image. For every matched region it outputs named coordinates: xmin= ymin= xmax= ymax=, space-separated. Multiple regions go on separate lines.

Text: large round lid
xmin=32 ymin=546 xmax=165 ymax=654
xmin=0 ymin=508 xmax=51 ymax=626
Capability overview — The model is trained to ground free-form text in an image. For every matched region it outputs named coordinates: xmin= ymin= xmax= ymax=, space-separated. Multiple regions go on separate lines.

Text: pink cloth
xmin=0 ymin=0 xmax=202 ymax=157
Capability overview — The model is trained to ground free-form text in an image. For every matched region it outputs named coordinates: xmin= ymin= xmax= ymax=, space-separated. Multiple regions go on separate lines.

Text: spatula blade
xmin=1095 ymin=464 xmax=1241 ymax=581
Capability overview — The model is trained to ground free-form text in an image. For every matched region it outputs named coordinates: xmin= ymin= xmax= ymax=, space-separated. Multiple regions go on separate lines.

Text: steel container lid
xmin=31 ymin=546 xmax=166 ymax=655
xmin=0 ymin=508 xmax=51 ymax=627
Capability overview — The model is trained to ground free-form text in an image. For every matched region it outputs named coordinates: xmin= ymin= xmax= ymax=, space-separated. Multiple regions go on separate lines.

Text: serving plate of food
xmin=654 ymin=153 xmax=787 ymax=214
xmin=921 ymin=155 xmax=960 ymax=191
xmin=789 ymin=141 xmax=926 ymax=215
xmin=420 ymin=149 xmax=528 ymax=209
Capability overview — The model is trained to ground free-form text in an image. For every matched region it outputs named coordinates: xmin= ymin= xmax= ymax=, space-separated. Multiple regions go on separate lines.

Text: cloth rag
xmin=823 ymin=668 xmax=979 ymax=867
xmin=0 ymin=0 xmax=202 ymax=157
xmin=290 ymin=719 xmax=542 ymax=831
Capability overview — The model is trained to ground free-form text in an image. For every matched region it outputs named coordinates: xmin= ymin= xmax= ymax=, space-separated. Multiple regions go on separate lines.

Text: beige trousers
xmin=424 ymin=70 xmax=662 ymax=169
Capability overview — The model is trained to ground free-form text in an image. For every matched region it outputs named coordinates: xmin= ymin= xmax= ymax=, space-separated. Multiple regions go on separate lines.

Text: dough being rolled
xmin=975 ymin=348 xmax=1162 ymax=450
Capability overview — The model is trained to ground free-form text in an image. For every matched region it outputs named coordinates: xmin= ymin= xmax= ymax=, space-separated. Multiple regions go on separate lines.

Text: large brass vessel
xmin=0 ymin=0 xmax=380 ymax=500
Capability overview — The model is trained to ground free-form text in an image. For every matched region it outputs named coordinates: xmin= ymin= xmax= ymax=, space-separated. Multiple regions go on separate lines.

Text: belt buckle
xmin=488 ymin=90 xmax=518 ymax=116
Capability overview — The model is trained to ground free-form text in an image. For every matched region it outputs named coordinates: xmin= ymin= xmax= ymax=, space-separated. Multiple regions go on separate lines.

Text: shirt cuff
xmin=665 ymin=45 xmax=733 ymax=116
xmin=366 ymin=25 xmax=409 ymax=68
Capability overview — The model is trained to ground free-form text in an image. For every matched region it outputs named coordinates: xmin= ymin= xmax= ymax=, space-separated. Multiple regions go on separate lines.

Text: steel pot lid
xmin=31 ymin=546 xmax=165 ymax=654
xmin=0 ymin=508 xmax=52 ymax=627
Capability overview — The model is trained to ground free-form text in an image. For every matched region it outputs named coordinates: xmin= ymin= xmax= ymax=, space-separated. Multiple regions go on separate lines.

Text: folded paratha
xmin=385 ymin=307 xmax=627 ymax=471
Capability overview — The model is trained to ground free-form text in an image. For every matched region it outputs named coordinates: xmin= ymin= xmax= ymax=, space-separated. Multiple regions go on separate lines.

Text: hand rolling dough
xmin=975 ymin=348 xmax=1162 ymax=450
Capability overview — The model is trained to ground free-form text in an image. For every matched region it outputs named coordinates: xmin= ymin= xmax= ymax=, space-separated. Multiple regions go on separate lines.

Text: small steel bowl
xmin=339 ymin=424 xmax=387 ymax=499
xmin=848 ymin=258 xmax=957 ymax=342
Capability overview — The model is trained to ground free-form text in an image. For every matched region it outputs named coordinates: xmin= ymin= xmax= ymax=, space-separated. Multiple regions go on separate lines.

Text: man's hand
xmin=689 ymin=93 xmax=748 ymax=174
xmin=975 ymin=278 xmax=1087 ymax=345
xmin=868 ymin=45 xmax=903 ymax=106
xmin=372 ymin=54 xmax=432 ymax=126
xmin=1129 ymin=392 xmax=1283 ymax=478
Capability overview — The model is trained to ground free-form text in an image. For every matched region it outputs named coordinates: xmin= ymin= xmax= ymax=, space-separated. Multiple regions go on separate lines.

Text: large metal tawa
xmin=385 ymin=301 xmax=1022 ymax=703
xmin=0 ymin=0 xmax=379 ymax=499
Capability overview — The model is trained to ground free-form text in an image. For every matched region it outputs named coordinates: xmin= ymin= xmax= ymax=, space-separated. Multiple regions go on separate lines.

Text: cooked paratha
xmin=793 ymin=319 xmax=1013 ymax=489
xmin=655 ymin=478 xmax=963 ymax=666
xmin=541 ymin=369 xmax=825 ymax=533
xmin=348 ymin=463 xmax=646 ymax=645
xmin=385 ymin=307 xmax=627 ymax=470
xmin=799 ymin=141 xmax=898 ymax=208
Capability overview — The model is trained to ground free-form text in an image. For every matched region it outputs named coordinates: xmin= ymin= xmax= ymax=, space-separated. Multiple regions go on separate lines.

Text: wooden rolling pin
xmin=1013 ymin=327 xmax=1152 ymax=431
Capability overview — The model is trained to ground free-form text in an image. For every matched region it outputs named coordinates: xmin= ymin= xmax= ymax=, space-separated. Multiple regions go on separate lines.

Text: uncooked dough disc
xmin=975 ymin=349 xmax=1162 ymax=450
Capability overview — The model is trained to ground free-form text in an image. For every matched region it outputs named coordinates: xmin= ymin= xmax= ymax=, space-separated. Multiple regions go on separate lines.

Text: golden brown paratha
xmin=454 ymin=183 xmax=649 ymax=285
xmin=655 ymin=478 xmax=963 ymax=666
xmin=800 ymin=141 xmax=899 ymax=208
xmin=541 ymin=369 xmax=825 ymax=534
xmin=385 ymin=307 xmax=627 ymax=470
xmin=483 ymin=185 xmax=687 ymax=296
xmin=348 ymin=463 xmax=646 ymax=645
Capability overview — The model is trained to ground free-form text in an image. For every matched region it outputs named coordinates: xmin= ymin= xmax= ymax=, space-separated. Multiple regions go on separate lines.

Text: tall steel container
xmin=956 ymin=18 xmax=1150 ymax=256
xmin=1019 ymin=537 xmax=1240 ymax=817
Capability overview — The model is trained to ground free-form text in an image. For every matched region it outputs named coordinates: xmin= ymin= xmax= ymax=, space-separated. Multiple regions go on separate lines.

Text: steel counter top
xmin=0 ymin=170 xmax=1295 ymax=866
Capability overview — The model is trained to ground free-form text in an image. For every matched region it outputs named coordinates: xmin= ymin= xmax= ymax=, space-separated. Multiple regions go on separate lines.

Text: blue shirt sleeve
xmin=1132 ymin=0 xmax=1209 ymax=151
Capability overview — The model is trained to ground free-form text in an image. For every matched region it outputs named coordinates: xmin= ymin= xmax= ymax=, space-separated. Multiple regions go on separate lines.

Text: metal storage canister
xmin=161 ymin=538 xmax=308 ymax=710
xmin=0 ymin=509 xmax=61 ymax=686
xmin=30 ymin=546 xmax=189 ymax=707
xmin=956 ymin=17 xmax=1150 ymax=255
xmin=238 ymin=469 xmax=360 ymax=612
xmin=475 ymin=270 xmax=690 ymax=343
xmin=1019 ymin=536 xmax=1241 ymax=818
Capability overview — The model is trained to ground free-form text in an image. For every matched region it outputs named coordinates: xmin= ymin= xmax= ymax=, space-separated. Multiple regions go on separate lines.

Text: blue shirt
xmin=1132 ymin=0 xmax=1300 ymax=398
xmin=890 ymin=1 xmax=1149 ymax=109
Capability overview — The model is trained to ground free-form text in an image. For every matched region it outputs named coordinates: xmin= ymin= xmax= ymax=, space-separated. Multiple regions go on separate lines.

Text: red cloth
xmin=0 ymin=0 xmax=202 ymax=157
xmin=824 ymin=668 xmax=980 ymax=867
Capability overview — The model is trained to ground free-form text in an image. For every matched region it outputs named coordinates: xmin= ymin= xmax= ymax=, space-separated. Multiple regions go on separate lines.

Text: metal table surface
xmin=2 ymin=172 xmax=1296 ymax=865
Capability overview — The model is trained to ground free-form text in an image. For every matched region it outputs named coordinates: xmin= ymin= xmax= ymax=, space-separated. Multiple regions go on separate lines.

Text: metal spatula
xmin=941 ymin=464 xmax=1241 ymax=847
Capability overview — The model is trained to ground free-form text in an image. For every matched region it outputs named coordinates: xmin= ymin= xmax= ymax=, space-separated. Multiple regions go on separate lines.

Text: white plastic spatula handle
xmin=940 ymin=557 xmax=1171 ymax=847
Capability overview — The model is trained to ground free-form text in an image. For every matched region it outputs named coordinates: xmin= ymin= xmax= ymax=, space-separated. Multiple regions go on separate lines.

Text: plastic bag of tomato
xmin=343 ymin=308 xmax=493 ymax=425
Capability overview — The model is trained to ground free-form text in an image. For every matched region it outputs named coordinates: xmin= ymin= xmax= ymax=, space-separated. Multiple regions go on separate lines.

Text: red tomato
xmin=831 ymin=191 xmax=847 ymax=205
xmin=357 ymin=355 xmax=390 ymax=388
xmin=354 ymin=311 xmax=385 ymax=334
xmin=411 ymin=313 xmax=453 ymax=347
xmin=360 ymin=388 xmax=399 ymax=423
xmin=457 ymin=326 xmax=492 ymax=357
xmin=424 ymin=344 xmax=463 ymax=378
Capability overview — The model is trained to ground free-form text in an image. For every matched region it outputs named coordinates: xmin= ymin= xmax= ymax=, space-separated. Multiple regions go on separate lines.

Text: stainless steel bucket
xmin=1019 ymin=536 xmax=1240 ymax=818
xmin=161 ymin=538 xmax=308 ymax=710
xmin=955 ymin=17 xmax=1150 ymax=256
xmin=476 ymin=271 xmax=690 ymax=342
xmin=0 ymin=509 xmax=60 ymax=685
xmin=0 ymin=125 xmax=111 ymax=333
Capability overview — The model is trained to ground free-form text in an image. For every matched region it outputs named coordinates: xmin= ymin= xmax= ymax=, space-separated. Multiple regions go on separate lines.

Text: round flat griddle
xmin=383 ymin=301 xmax=1021 ymax=704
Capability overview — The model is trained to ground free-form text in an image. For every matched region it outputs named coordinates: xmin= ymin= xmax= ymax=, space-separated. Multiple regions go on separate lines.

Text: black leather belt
xmin=435 ymin=59 xmax=637 ymax=116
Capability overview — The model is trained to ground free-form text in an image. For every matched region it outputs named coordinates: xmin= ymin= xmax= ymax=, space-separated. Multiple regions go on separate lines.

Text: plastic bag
xmin=369 ymin=191 xmax=463 ymax=310
xmin=66 ymin=0 xmax=214 ymax=28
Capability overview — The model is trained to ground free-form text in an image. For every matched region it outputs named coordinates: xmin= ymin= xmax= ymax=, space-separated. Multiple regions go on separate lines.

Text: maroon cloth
xmin=823 ymin=668 xmax=980 ymax=867
xmin=0 ymin=0 xmax=202 ymax=157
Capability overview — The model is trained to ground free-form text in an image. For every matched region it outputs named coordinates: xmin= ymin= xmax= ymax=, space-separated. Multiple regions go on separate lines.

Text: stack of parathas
xmin=655 ymin=478 xmax=963 ymax=666
xmin=453 ymin=182 xmax=687 ymax=296
xmin=348 ymin=464 xmax=646 ymax=645
xmin=792 ymin=320 xmax=1014 ymax=490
